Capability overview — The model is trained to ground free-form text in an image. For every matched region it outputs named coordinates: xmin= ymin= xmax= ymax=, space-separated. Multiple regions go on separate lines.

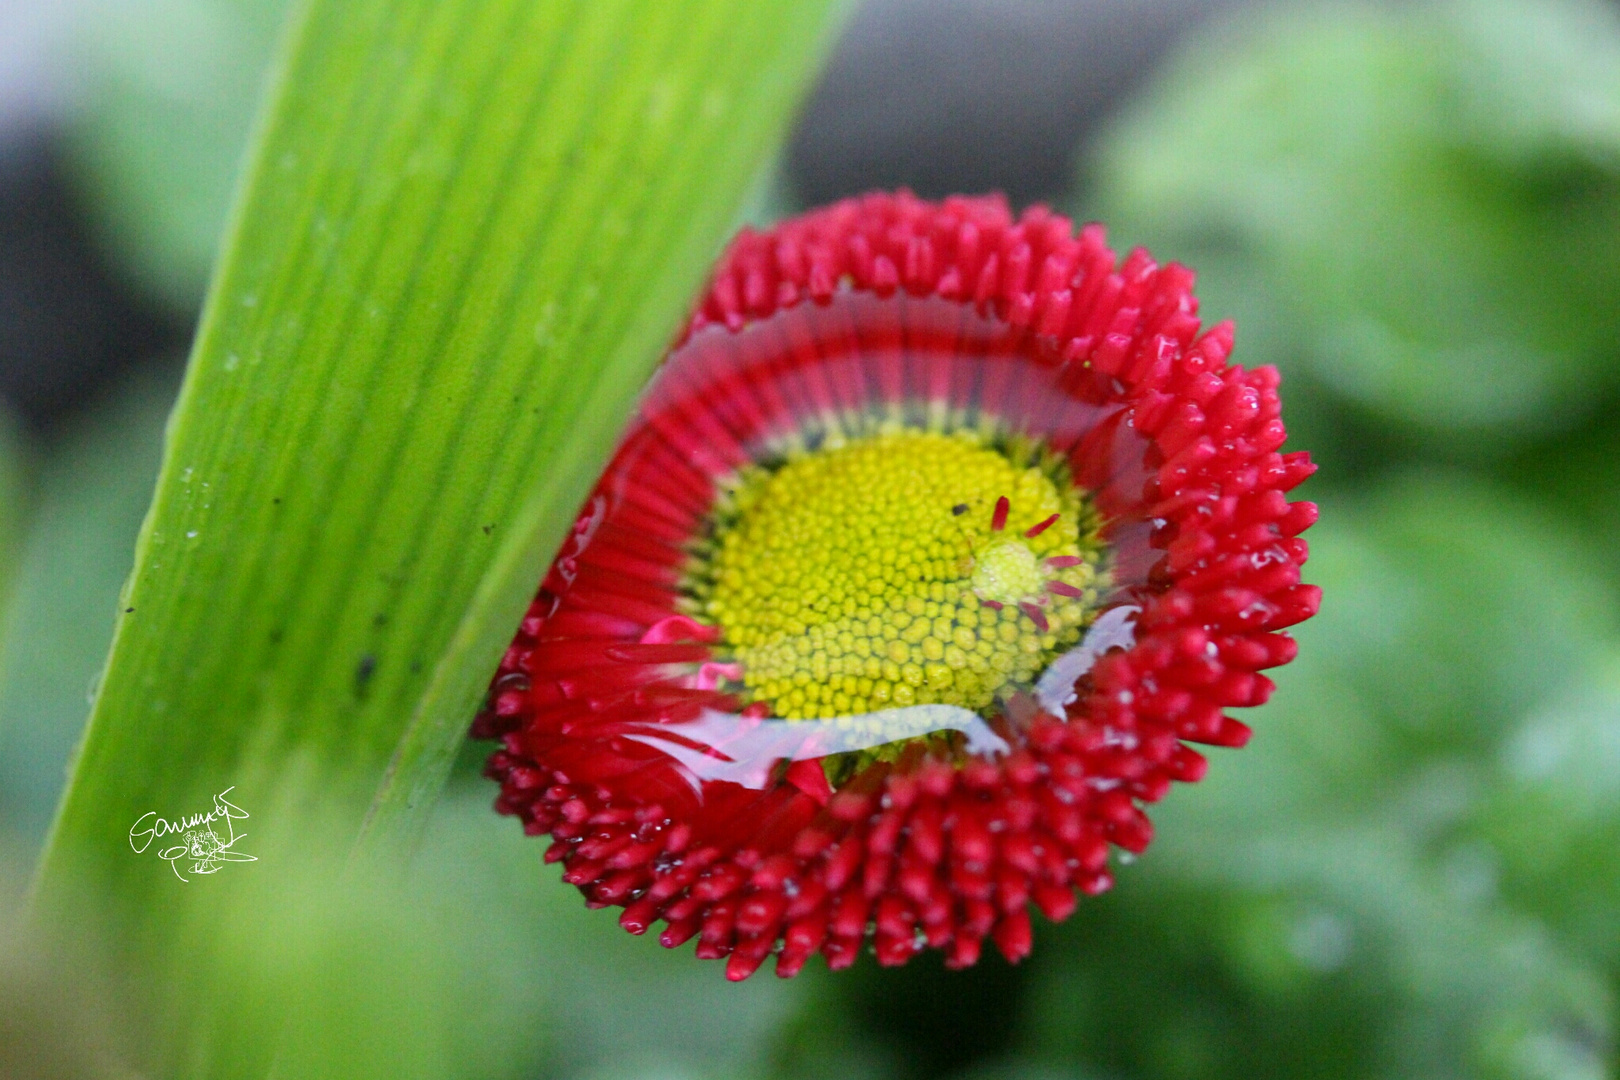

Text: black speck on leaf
xmin=355 ymin=654 xmax=377 ymax=695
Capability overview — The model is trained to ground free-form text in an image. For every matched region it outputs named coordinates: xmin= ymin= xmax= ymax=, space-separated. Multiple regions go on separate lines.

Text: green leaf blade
xmin=31 ymin=1 xmax=843 ymax=1074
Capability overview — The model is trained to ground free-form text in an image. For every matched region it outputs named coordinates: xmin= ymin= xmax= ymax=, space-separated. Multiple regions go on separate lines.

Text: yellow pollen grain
xmin=697 ymin=428 xmax=1103 ymax=720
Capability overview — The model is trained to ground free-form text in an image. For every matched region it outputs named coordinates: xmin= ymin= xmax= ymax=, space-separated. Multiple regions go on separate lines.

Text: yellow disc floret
xmin=689 ymin=428 xmax=1106 ymax=721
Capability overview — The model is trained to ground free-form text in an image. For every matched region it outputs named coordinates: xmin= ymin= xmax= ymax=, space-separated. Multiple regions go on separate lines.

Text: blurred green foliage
xmin=5 ymin=0 xmax=1620 ymax=1078
xmin=0 ymin=369 xmax=178 ymax=848
xmin=59 ymin=0 xmax=804 ymax=322
xmin=1085 ymin=0 xmax=1620 ymax=457
xmin=63 ymin=0 xmax=291 ymax=314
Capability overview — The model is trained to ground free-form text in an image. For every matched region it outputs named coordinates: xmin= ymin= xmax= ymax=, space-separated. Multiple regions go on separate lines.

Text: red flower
xmin=475 ymin=192 xmax=1319 ymax=980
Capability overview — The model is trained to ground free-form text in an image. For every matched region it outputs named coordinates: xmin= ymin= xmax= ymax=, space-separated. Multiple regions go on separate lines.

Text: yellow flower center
xmin=690 ymin=428 xmax=1107 ymax=721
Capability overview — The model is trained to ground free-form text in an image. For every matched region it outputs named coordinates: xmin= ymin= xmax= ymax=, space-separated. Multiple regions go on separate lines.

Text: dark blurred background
xmin=2 ymin=2 xmax=1619 ymax=1079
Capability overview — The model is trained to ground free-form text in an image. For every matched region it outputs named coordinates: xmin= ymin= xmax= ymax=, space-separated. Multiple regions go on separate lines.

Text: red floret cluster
xmin=475 ymin=191 xmax=1319 ymax=980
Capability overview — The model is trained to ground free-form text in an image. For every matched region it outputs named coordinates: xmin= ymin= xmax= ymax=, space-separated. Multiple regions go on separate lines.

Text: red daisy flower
xmin=475 ymin=192 xmax=1319 ymax=981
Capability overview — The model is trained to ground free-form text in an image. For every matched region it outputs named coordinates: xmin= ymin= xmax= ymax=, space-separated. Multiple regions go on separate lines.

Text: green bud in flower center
xmin=970 ymin=539 xmax=1045 ymax=606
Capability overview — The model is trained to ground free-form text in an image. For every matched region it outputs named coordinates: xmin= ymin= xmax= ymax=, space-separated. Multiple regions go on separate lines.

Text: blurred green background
xmin=2 ymin=1 xmax=1618 ymax=1077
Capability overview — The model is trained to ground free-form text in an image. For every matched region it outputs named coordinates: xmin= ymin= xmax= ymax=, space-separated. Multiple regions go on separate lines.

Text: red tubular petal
xmin=659 ymin=919 xmax=698 ymax=949
xmin=992 ymin=909 xmax=1034 ymax=963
